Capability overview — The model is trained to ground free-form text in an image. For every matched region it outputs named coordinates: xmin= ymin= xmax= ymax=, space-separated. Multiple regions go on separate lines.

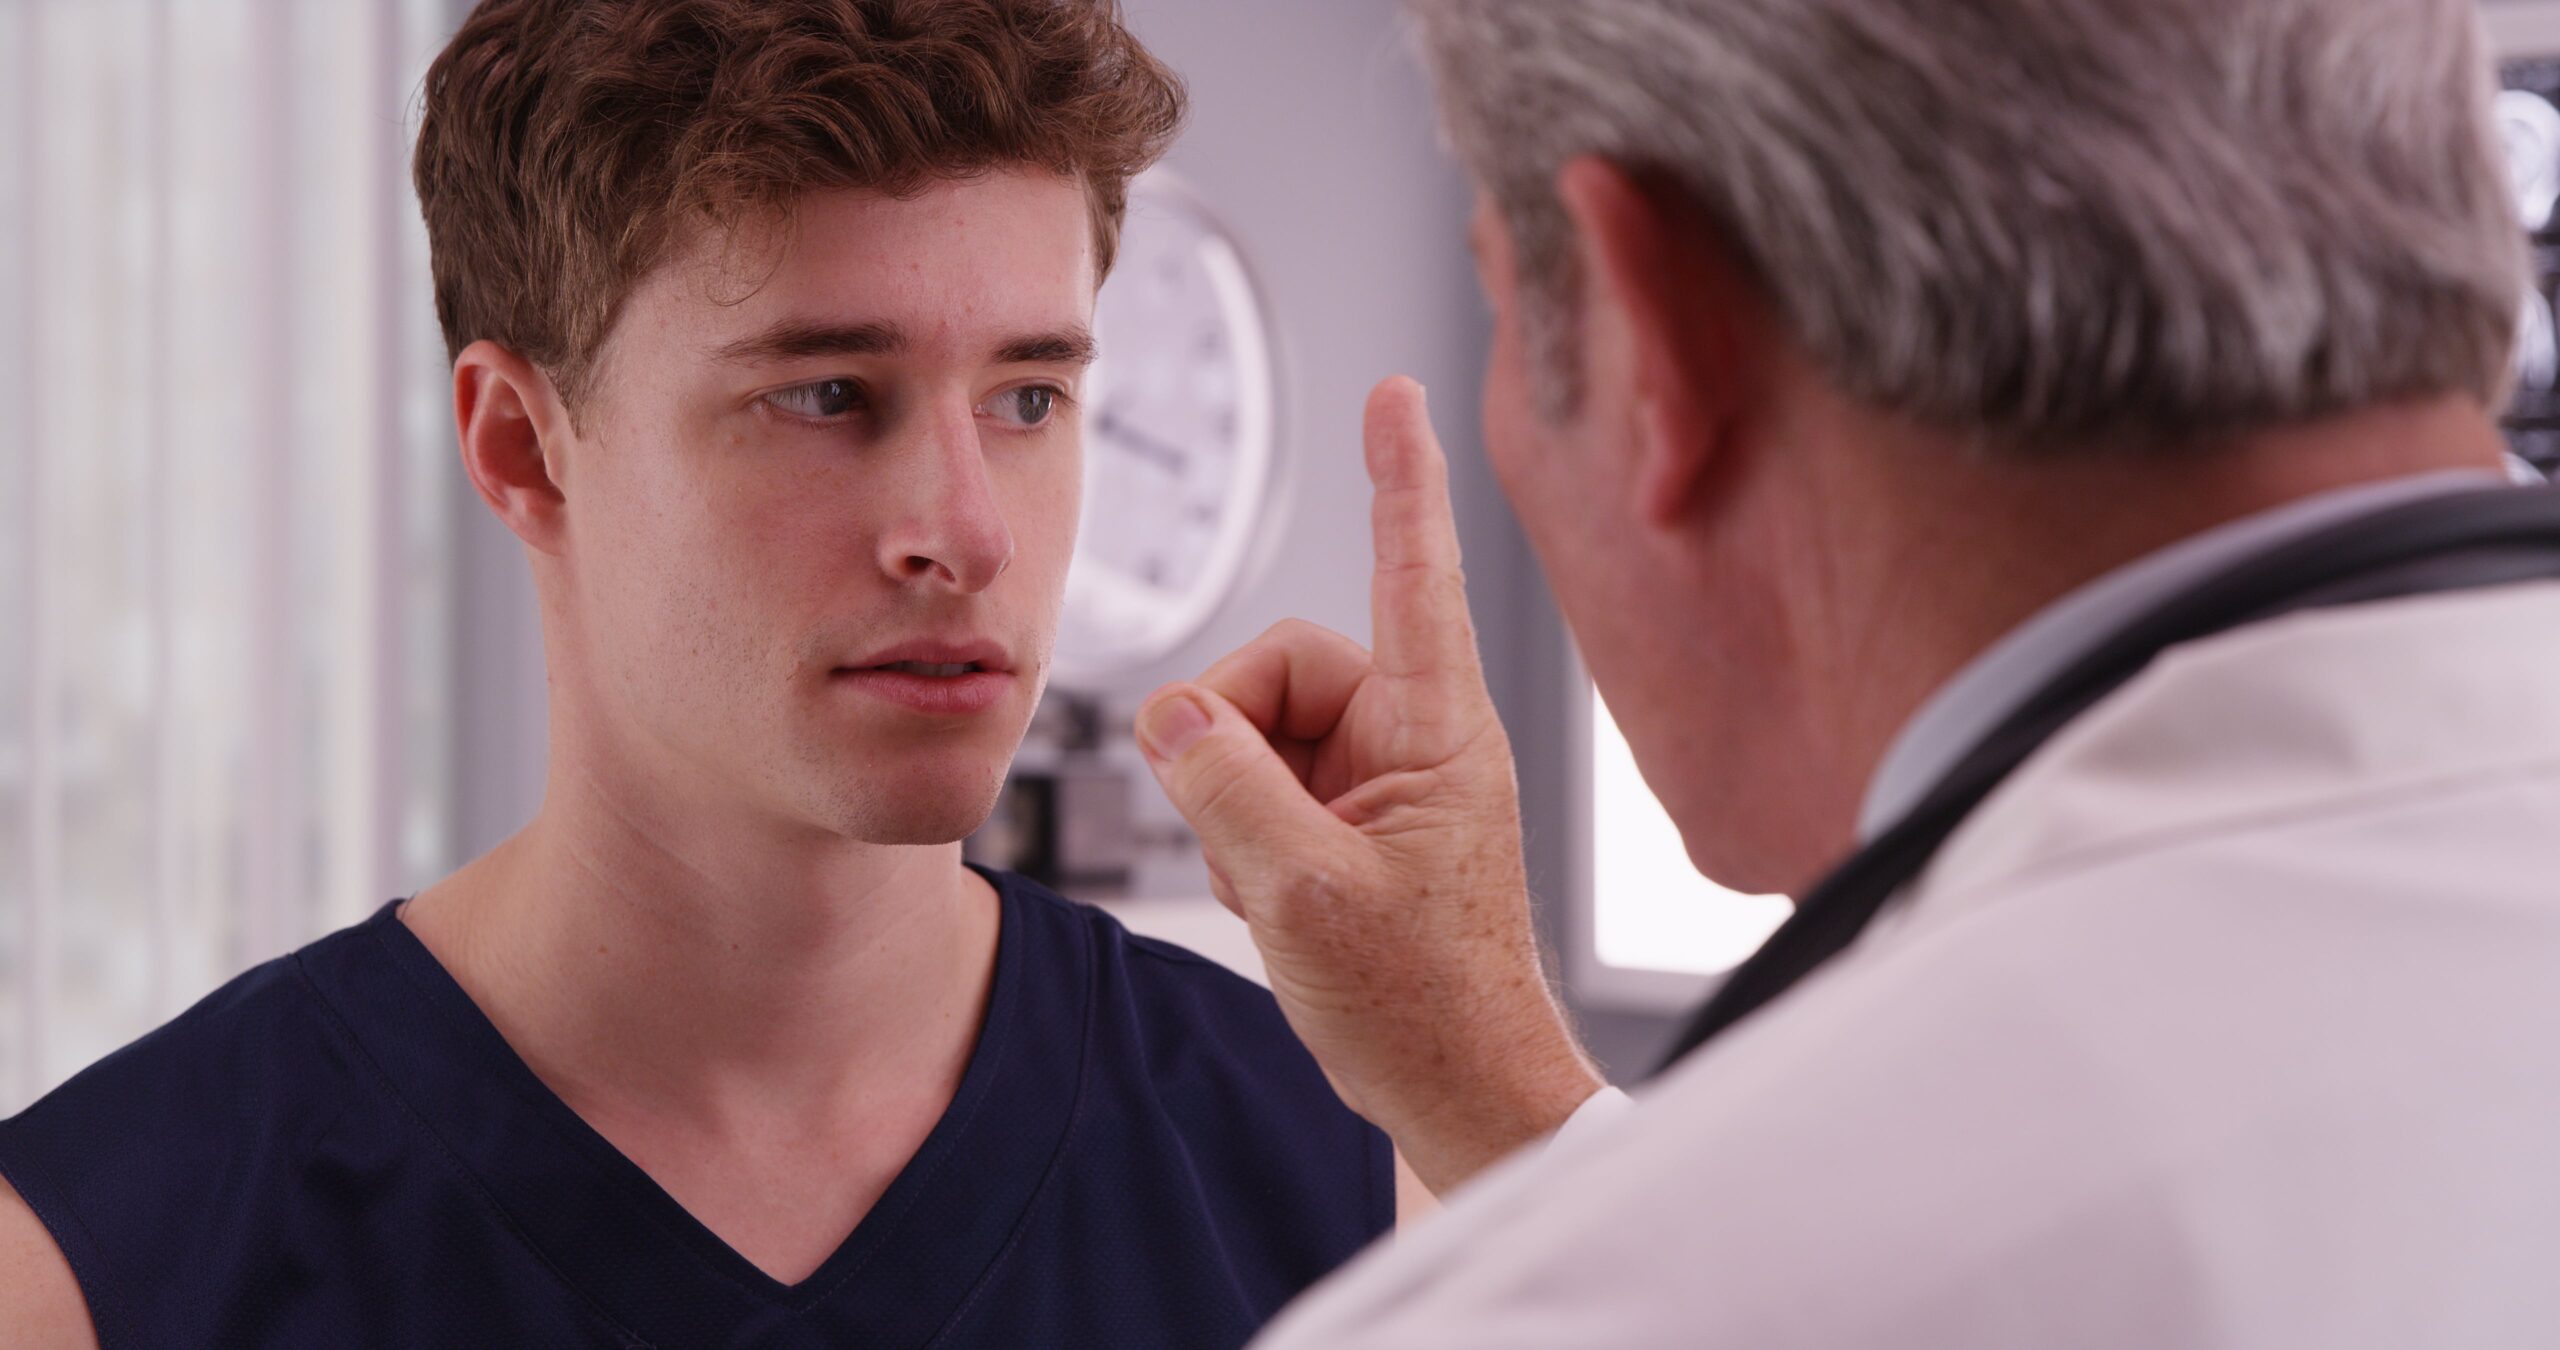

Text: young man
xmin=0 ymin=2 xmax=1401 ymax=1345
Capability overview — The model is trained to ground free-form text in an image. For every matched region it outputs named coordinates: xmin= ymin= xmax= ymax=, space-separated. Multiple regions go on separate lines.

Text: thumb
xmin=1136 ymin=683 xmax=1344 ymax=881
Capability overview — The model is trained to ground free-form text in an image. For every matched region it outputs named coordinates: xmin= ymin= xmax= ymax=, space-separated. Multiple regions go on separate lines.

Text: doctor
xmin=1137 ymin=0 xmax=2560 ymax=1345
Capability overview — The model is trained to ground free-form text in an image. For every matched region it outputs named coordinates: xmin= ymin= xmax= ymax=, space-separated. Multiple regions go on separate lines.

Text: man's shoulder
xmin=990 ymin=869 xmax=1365 ymax=1113
xmin=0 ymin=922 xmax=369 ymax=1243
xmin=5 ymin=939 xmax=334 ymax=1134
xmin=992 ymin=870 xmax=1281 ymax=1013
xmin=1928 ymin=579 xmax=2560 ymax=906
xmin=1526 ymin=776 xmax=2560 ymax=1342
xmin=0 ymin=927 xmax=369 ymax=1350
xmin=0 ymin=1169 xmax=96 ymax=1350
xmin=990 ymin=869 xmax=1396 ymax=1243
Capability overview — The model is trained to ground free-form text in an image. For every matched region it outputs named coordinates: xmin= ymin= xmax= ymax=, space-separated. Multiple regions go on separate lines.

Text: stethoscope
xmin=1656 ymin=474 xmax=2560 ymax=1075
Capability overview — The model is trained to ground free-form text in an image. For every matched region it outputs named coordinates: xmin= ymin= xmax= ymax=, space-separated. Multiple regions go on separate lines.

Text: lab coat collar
xmin=1856 ymin=470 xmax=2510 ymax=841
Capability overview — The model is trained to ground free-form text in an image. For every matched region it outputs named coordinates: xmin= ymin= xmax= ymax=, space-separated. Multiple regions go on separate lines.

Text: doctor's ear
xmin=1554 ymin=157 xmax=1777 ymax=529
xmin=452 ymin=339 xmax=574 ymax=557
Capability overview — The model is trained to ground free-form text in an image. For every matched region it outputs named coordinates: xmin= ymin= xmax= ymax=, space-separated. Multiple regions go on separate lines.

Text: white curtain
xmin=0 ymin=0 xmax=457 ymax=1113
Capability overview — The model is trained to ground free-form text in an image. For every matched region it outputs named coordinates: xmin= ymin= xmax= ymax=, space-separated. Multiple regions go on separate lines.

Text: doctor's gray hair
xmin=1408 ymin=0 xmax=2529 ymax=451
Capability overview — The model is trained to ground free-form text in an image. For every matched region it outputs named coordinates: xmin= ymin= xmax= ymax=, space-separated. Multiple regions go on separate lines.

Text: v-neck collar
xmin=296 ymin=868 xmax=1090 ymax=1349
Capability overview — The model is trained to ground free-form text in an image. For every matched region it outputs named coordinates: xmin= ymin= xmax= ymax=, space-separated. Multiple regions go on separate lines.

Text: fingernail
xmin=1138 ymin=694 xmax=1212 ymax=761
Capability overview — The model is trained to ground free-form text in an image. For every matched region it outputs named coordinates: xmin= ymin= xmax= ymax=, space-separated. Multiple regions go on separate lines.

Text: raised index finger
xmin=1364 ymin=376 xmax=1484 ymax=686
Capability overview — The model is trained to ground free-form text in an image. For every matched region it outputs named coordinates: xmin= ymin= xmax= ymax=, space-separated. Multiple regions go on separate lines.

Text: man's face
xmin=552 ymin=173 xmax=1093 ymax=845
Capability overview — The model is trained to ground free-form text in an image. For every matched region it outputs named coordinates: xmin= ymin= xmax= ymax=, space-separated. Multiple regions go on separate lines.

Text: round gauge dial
xmin=2520 ymin=284 xmax=2558 ymax=395
xmin=1054 ymin=170 xmax=1282 ymax=686
xmin=2498 ymin=88 xmax=2560 ymax=233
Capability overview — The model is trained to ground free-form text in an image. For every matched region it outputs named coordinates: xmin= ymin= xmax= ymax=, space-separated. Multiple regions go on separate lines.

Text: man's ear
xmin=452 ymin=339 xmax=573 ymax=556
xmin=1554 ymin=157 xmax=1772 ymax=529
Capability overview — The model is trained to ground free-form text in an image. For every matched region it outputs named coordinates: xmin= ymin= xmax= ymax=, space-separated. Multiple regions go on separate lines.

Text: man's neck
xmin=1720 ymin=394 xmax=2519 ymax=886
xmin=401 ymin=738 xmax=1003 ymax=1282
xmin=402 ymin=751 xmax=999 ymax=1137
xmin=1787 ymin=396 xmax=2518 ymax=870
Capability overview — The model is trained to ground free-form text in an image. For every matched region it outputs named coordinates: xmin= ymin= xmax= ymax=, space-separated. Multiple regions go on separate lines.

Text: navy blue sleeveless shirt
xmin=0 ymin=869 xmax=1391 ymax=1348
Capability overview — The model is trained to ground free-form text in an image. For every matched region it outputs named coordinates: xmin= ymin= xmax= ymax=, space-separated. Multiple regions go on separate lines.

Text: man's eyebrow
xmin=713 ymin=319 xmax=907 ymax=364
xmin=994 ymin=328 xmax=1098 ymax=367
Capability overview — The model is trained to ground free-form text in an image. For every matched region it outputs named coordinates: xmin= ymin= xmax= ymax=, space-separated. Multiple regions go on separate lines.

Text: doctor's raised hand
xmin=1135 ymin=377 xmax=1605 ymax=1195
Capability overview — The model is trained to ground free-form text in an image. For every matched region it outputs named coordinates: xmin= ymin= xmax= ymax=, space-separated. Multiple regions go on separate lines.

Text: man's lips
xmin=836 ymin=638 xmax=1013 ymax=675
xmin=830 ymin=639 xmax=1015 ymax=717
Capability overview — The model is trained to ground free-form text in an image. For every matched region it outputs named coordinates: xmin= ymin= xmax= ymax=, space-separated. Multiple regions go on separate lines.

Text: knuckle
xmin=1264 ymin=616 xmax=1352 ymax=655
xmin=1431 ymin=566 xmax=1472 ymax=612
xmin=1184 ymin=762 xmax=1253 ymax=826
xmin=1179 ymin=739 xmax=1278 ymax=827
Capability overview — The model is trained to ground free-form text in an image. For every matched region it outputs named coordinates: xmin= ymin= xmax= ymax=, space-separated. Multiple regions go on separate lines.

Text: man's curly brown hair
xmin=413 ymin=0 xmax=1185 ymax=407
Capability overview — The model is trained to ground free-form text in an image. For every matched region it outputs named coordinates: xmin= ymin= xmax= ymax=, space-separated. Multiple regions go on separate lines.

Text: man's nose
xmin=874 ymin=405 xmax=1015 ymax=593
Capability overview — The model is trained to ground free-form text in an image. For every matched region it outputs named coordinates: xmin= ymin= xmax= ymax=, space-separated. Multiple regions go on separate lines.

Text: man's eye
xmin=766 ymin=379 xmax=863 ymax=419
xmin=981 ymin=385 xmax=1061 ymax=429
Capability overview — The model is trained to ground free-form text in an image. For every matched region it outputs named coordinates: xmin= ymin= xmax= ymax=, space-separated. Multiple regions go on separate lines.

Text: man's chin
xmin=846 ymin=802 xmax=999 ymax=847
xmin=799 ymin=759 xmax=1009 ymax=847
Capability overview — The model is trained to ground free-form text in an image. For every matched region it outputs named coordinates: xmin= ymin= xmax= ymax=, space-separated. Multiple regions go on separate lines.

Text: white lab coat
xmin=1258 ymin=580 xmax=2560 ymax=1349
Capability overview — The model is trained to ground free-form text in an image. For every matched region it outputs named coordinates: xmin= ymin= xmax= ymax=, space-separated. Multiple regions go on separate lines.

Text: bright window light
xmin=1591 ymin=690 xmax=1792 ymax=976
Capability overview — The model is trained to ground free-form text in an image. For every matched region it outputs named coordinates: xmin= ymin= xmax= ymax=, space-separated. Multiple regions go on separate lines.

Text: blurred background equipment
xmin=2493 ymin=2 xmax=2560 ymax=471
xmin=967 ymin=692 xmax=1141 ymax=893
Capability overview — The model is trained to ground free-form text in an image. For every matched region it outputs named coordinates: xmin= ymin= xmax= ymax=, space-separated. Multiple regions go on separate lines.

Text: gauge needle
xmin=1096 ymin=407 xmax=1193 ymax=475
